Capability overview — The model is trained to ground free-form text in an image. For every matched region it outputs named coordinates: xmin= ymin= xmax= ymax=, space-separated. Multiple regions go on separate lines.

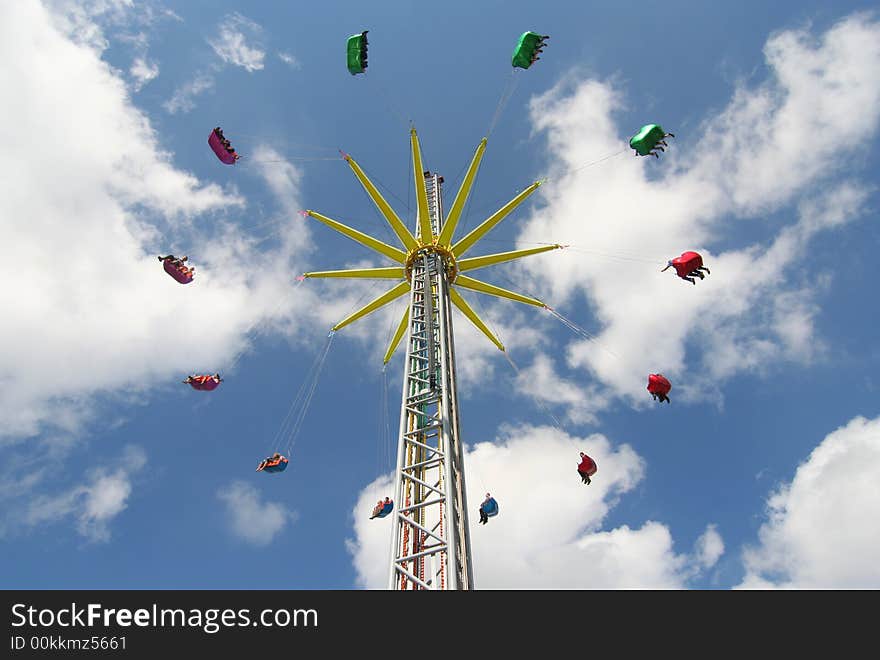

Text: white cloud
xmin=49 ymin=2 xmax=181 ymax=94
xmin=692 ymin=16 xmax=880 ymax=213
xmin=45 ymin=1 xmax=180 ymax=57
xmin=348 ymin=425 xmax=719 ymax=588
xmin=43 ymin=0 xmax=132 ymax=51
xmin=277 ymin=51 xmax=300 ymax=69
xmin=511 ymin=352 xmax=608 ymax=425
xmin=25 ymin=445 xmax=146 ymax=542
xmin=208 ymin=13 xmax=265 ymax=72
xmin=57 ymin=0 xmax=181 ymax=94
xmin=511 ymin=14 xmax=880 ymax=417
xmin=163 ymin=73 xmax=214 ymax=114
xmin=345 ymin=473 xmax=394 ymax=589
xmin=738 ymin=415 xmax=880 ymax=588
xmin=129 ymin=55 xmax=158 ymax=91
xmin=249 ymin=145 xmax=305 ymax=224
xmin=694 ymin=524 xmax=725 ymax=570
xmin=164 ymin=13 xmax=265 ymax=114
xmin=217 ymin=481 xmax=295 ymax=545
xmin=0 ymin=2 xmax=340 ymax=442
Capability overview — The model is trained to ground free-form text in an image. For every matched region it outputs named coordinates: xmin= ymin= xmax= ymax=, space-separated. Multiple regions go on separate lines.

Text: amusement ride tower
xmin=303 ymin=129 xmax=561 ymax=589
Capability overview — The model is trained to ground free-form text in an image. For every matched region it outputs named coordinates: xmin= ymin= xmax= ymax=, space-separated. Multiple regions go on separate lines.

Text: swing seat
xmin=578 ymin=454 xmax=597 ymax=477
xmin=209 ymin=129 xmax=238 ymax=165
xmin=372 ymin=502 xmax=393 ymax=518
xmin=647 ymin=374 xmax=671 ymax=396
xmin=187 ymin=375 xmax=220 ymax=391
xmin=482 ymin=499 xmax=499 ymax=517
xmin=669 ymin=251 xmax=703 ymax=279
xmin=163 ymin=258 xmax=193 ymax=284
xmin=629 ymin=124 xmax=668 ymax=156
xmin=262 ymin=458 xmax=289 ymax=473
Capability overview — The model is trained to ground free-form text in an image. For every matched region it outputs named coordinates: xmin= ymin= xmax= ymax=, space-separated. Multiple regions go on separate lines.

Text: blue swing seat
xmin=373 ymin=502 xmax=393 ymax=518
xmin=262 ymin=458 xmax=288 ymax=473
xmin=482 ymin=498 xmax=499 ymax=517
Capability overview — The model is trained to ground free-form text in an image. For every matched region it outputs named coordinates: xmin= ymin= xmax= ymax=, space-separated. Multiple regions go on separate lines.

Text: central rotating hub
xmin=404 ymin=243 xmax=458 ymax=283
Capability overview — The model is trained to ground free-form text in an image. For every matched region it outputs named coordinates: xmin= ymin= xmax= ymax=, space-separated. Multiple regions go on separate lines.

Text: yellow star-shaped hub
xmin=302 ymin=128 xmax=562 ymax=363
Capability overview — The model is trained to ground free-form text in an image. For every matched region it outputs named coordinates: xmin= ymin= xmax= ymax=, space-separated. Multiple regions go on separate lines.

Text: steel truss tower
xmin=388 ymin=171 xmax=473 ymax=590
xmin=302 ymin=129 xmax=561 ymax=589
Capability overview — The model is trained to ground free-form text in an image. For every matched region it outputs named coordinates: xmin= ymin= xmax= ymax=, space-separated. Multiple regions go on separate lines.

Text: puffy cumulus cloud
xmin=550 ymin=521 xmax=723 ymax=589
xmin=207 ymin=12 xmax=265 ymax=72
xmin=693 ymin=16 xmax=880 ymax=213
xmin=738 ymin=415 xmax=880 ymax=589
xmin=515 ymin=14 xmax=880 ymax=414
xmin=0 ymin=1 xmax=231 ymax=438
xmin=348 ymin=424 xmax=720 ymax=588
xmin=0 ymin=3 xmax=341 ymax=442
xmin=217 ymin=481 xmax=295 ymax=546
xmin=510 ymin=352 xmax=610 ymax=425
xmin=23 ymin=445 xmax=146 ymax=542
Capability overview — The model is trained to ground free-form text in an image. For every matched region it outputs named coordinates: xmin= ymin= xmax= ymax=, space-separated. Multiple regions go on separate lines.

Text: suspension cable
xmin=502 ymin=350 xmax=566 ymax=433
xmin=224 ymin=278 xmax=304 ymax=375
xmin=486 ymin=69 xmax=521 ymax=137
xmin=283 ymin=331 xmax=335 ymax=456
xmin=544 ymin=307 xmax=619 ymax=360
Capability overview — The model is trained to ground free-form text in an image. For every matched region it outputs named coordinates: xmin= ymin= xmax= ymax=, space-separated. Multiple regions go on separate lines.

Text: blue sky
xmin=2 ymin=0 xmax=880 ymax=589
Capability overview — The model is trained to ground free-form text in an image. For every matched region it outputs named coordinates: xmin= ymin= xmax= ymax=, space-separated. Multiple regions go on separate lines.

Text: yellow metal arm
xmin=305 ymin=210 xmax=407 ymax=263
xmin=332 ymin=281 xmax=412 ymax=331
xmin=383 ymin=307 xmax=410 ymax=364
xmin=454 ymin=275 xmax=545 ymax=308
xmin=438 ymin=138 xmax=487 ymax=248
xmin=410 ymin=128 xmax=434 ymax=244
xmin=457 ymin=244 xmax=561 ymax=272
xmin=451 ymin=181 xmax=542 ymax=257
xmin=304 ymin=267 xmax=405 ymax=279
xmin=344 ymin=155 xmax=419 ymax=252
xmin=449 ymin=288 xmax=504 ymax=351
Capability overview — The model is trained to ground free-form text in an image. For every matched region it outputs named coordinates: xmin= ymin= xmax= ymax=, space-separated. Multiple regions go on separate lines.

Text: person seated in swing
xmin=478 ymin=493 xmax=498 ymax=524
xmin=577 ymin=451 xmax=597 ymax=485
xmin=160 ymin=255 xmax=194 ymax=282
xmin=183 ymin=373 xmax=222 ymax=390
xmin=370 ymin=497 xmax=393 ymax=519
xmin=158 ymin=254 xmax=188 ymax=266
xmin=662 ymin=251 xmax=709 ymax=285
xmin=256 ymin=452 xmax=283 ymax=472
